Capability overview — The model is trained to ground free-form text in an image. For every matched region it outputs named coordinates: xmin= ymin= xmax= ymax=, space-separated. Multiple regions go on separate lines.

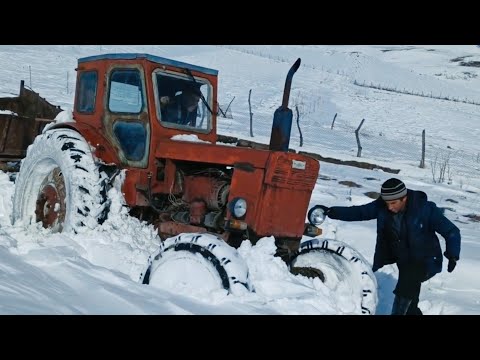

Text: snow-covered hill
xmin=0 ymin=45 xmax=479 ymax=314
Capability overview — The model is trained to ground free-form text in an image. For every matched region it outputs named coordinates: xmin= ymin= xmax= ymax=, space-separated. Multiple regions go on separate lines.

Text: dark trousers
xmin=393 ymin=262 xmax=428 ymax=315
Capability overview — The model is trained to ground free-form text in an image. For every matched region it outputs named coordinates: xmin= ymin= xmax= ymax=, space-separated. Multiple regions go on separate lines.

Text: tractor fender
xmin=46 ymin=122 xmax=121 ymax=165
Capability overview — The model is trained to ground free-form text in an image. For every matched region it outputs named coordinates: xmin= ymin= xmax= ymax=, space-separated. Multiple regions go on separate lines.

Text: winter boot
xmin=406 ymin=298 xmax=423 ymax=315
xmin=391 ymin=295 xmax=413 ymax=315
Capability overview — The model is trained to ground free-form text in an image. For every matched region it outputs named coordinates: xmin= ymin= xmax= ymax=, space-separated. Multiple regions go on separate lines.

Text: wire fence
xmin=330 ymin=120 xmax=480 ymax=181
xmin=217 ymin=106 xmax=480 ymax=184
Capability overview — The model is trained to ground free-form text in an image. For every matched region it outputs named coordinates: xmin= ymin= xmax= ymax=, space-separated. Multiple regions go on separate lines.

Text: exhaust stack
xmin=269 ymin=58 xmax=301 ymax=152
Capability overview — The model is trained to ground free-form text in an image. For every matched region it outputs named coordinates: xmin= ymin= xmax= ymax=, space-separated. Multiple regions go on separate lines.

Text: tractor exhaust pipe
xmin=269 ymin=58 xmax=301 ymax=152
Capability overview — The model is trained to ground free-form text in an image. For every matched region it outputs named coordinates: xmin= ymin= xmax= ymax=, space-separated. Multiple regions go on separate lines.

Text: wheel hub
xmin=35 ymin=168 xmax=66 ymax=231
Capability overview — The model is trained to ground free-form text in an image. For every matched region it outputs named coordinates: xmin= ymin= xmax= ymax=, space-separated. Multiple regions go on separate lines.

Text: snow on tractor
xmin=12 ymin=53 xmax=377 ymax=314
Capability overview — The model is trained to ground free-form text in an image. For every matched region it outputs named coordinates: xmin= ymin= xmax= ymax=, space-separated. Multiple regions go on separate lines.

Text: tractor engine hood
xmin=156 ymin=138 xmax=271 ymax=169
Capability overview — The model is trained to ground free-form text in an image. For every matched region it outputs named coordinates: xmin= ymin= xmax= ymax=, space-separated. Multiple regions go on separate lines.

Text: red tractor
xmin=12 ymin=53 xmax=377 ymax=313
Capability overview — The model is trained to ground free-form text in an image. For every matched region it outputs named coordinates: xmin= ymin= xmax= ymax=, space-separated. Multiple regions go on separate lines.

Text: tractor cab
xmin=73 ymin=53 xmax=217 ymax=169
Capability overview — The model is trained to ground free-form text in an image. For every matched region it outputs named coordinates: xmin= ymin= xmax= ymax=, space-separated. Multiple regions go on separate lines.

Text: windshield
xmin=154 ymin=70 xmax=212 ymax=132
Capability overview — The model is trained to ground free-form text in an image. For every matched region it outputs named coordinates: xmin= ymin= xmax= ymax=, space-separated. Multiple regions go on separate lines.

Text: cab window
xmin=76 ymin=71 xmax=97 ymax=113
xmin=108 ymin=69 xmax=143 ymax=113
xmin=155 ymin=71 xmax=212 ymax=132
xmin=113 ymin=121 xmax=146 ymax=161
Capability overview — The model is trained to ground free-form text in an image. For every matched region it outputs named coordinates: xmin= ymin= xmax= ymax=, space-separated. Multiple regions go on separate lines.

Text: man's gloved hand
xmin=444 ymin=251 xmax=458 ymax=273
xmin=447 ymin=258 xmax=457 ymax=273
xmin=317 ymin=205 xmax=330 ymax=216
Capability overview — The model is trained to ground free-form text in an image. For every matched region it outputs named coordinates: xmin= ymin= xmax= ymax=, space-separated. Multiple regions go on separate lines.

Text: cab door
xmin=104 ymin=66 xmax=150 ymax=168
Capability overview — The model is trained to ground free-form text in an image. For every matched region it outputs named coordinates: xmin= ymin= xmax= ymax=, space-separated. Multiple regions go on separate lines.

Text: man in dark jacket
xmin=316 ymin=178 xmax=461 ymax=315
xmin=160 ymin=87 xmax=201 ymax=127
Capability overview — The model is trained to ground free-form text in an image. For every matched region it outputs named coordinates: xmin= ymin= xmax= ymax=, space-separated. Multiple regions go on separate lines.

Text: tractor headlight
xmin=307 ymin=205 xmax=326 ymax=226
xmin=228 ymin=197 xmax=247 ymax=218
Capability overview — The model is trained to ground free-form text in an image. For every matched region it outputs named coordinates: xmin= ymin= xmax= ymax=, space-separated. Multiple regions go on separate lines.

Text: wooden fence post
xmin=295 ymin=105 xmax=303 ymax=147
xmin=248 ymin=89 xmax=254 ymax=137
xmin=419 ymin=129 xmax=426 ymax=168
xmin=355 ymin=119 xmax=365 ymax=157
xmin=225 ymin=96 xmax=235 ymax=116
xmin=331 ymin=113 xmax=337 ymax=129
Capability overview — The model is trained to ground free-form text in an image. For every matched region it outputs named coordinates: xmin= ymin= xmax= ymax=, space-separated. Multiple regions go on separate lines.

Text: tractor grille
xmin=265 ymin=153 xmax=319 ymax=191
xmin=253 ymin=153 xmax=319 ymax=238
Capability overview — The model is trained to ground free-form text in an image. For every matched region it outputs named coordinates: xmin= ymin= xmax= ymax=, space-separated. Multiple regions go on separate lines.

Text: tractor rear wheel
xmin=290 ymin=238 xmax=378 ymax=315
xmin=12 ymin=129 xmax=109 ymax=234
xmin=141 ymin=233 xmax=254 ymax=296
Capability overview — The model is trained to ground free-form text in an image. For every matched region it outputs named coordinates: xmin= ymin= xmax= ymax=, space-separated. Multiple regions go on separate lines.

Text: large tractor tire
xmin=141 ymin=233 xmax=254 ymax=296
xmin=290 ymin=238 xmax=378 ymax=315
xmin=12 ymin=129 xmax=109 ymax=234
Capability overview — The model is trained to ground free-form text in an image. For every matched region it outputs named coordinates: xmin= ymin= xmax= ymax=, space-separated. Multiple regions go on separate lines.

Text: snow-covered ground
xmin=0 ymin=45 xmax=479 ymax=314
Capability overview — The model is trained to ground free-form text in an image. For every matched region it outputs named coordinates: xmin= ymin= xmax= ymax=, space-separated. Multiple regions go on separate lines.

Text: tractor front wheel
xmin=141 ymin=233 xmax=254 ymax=296
xmin=12 ymin=129 xmax=109 ymax=234
xmin=290 ymin=238 xmax=378 ymax=315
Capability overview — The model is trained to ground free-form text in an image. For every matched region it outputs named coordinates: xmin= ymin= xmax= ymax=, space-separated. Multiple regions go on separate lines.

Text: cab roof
xmin=78 ymin=53 xmax=218 ymax=76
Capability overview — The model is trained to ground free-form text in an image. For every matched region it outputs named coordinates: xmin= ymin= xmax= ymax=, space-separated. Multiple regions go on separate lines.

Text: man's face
xmin=183 ymin=92 xmax=200 ymax=112
xmin=385 ymin=196 xmax=407 ymax=213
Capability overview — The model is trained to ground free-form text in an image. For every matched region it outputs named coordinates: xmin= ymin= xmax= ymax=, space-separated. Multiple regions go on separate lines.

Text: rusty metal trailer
xmin=0 ymin=80 xmax=62 ymax=164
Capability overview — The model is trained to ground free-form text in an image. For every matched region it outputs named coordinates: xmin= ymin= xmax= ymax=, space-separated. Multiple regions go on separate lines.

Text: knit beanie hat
xmin=381 ymin=178 xmax=407 ymax=201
